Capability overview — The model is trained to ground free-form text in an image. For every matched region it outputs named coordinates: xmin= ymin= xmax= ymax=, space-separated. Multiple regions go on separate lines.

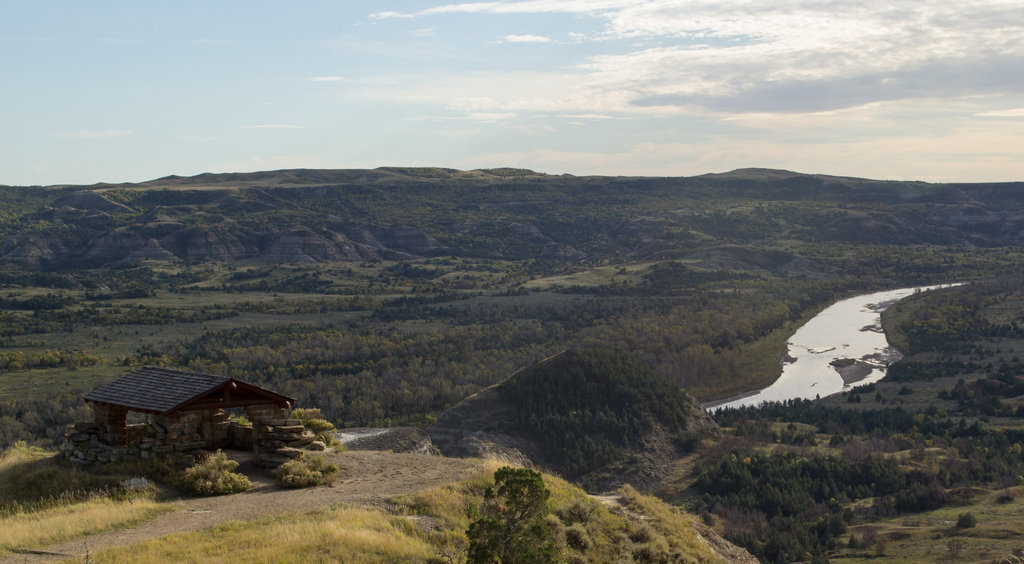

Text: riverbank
xmin=709 ymin=285 xmax=957 ymax=411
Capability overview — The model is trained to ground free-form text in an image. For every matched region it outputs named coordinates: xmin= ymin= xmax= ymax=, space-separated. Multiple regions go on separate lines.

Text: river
xmin=710 ymin=284 xmax=956 ymax=411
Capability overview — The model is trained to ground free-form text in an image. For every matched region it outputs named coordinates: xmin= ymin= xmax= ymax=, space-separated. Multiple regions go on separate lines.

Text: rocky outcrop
xmin=371 ymin=226 xmax=442 ymax=255
xmin=337 ymin=427 xmax=440 ymax=455
xmin=55 ymin=191 xmax=135 ymax=214
xmin=261 ymin=228 xmax=369 ymax=263
xmin=428 ymin=386 xmax=538 ymax=468
xmin=160 ymin=226 xmax=262 ymax=261
xmin=0 ymin=232 xmax=71 ymax=267
xmin=128 ymin=238 xmax=179 ymax=261
xmin=0 ymin=221 xmax=445 ymax=268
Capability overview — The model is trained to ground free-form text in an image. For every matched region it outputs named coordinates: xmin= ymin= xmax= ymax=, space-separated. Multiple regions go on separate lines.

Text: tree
xmin=947 ymin=537 xmax=966 ymax=559
xmin=467 ymin=467 xmax=556 ymax=564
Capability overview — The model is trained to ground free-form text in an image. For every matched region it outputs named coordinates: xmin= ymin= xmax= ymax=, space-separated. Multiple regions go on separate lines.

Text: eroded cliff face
xmin=1 ymin=189 xmax=444 ymax=267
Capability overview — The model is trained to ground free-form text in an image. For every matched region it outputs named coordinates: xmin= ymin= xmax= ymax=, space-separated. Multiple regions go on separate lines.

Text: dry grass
xmin=0 ymin=443 xmax=173 ymax=558
xmin=0 ymin=497 xmax=169 ymax=557
xmin=83 ymin=506 xmax=434 ymax=564
xmin=81 ymin=460 xmax=724 ymax=564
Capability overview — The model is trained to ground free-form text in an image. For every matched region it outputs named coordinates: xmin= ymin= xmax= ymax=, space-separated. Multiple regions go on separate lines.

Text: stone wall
xmin=245 ymin=404 xmax=324 ymax=467
xmin=64 ymin=403 xmax=326 ymax=468
xmin=63 ymin=407 xmax=231 ymax=467
xmin=89 ymin=403 xmax=128 ymax=446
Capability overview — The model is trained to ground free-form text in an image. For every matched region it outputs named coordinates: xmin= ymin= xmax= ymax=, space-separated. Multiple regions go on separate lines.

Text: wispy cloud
xmin=390 ymin=1 xmax=641 ymax=18
xmin=466 ymin=112 xmax=517 ymax=121
xmin=56 ymin=129 xmax=132 ymax=139
xmin=977 ymin=108 xmax=1024 ymax=117
xmin=500 ymin=34 xmax=552 ymax=43
xmin=368 ymin=10 xmax=415 ymax=19
xmin=559 ymin=113 xmax=614 ymax=119
xmin=239 ymin=124 xmax=308 ymax=130
xmin=310 ymin=76 xmax=345 ymax=82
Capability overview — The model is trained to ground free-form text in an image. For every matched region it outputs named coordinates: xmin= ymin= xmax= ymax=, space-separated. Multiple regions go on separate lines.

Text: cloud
xmin=368 ymin=10 xmax=415 ymax=19
xmin=56 ymin=130 xmax=132 ymax=139
xmin=310 ymin=76 xmax=345 ymax=82
xmin=453 ymin=118 xmax=1024 ymax=182
xmin=500 ymin=34 xmax=552 ymax=43
xmin=977 ymin=108 xmax=1024 ymax=117
xmin=558 ymin=113 xmax=614 ymax=119
xmin=239 ymin=124 xmax=308 ymax=130
xmin=377 ymin=0 xmax=1024 ymax=116
xmin=466 ymin=112 xmax=518 ymax=121
xmin=418 ymin=1 xmax=641 ymax=16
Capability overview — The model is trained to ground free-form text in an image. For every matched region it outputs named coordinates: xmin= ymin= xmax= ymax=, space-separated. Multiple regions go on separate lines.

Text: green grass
xmin=1 ymin=443 xmax=123 ymax=508
xmin=0 ymin=365 xmax=123 ymax=400
xmin=831 ymin=486 xmax=1024 ymax=563
xmin=522 ymin=262 xmax=649 ymax=290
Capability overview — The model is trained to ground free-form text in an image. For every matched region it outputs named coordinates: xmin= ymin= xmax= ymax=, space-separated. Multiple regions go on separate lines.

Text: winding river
xmin=711 ymin=285 xmax=956 ymax=411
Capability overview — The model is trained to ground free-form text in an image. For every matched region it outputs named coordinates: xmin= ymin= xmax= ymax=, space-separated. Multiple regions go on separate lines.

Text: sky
xmin=2 ymin=0 xmax=1023 ymax=186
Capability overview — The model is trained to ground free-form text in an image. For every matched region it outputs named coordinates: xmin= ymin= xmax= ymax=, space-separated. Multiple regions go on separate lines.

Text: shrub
xmin=956 ymin=512 xmax=976 ymax=528
xmin=180 ymin=450 xmax=251 ymax=496
xmin=291 ymin=408 xmax=338 ymax=447
xmin=555 ymin=500 xmax=595 ymax=526
xmin=565 ymin=523 xmax=591 ymax=551
xmin=274 ymin=454 xmax=339 ymax=488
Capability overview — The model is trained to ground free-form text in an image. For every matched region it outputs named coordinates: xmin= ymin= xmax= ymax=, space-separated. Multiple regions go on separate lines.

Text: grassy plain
xmin=830 ymin=486 xmax=1024 ymax=563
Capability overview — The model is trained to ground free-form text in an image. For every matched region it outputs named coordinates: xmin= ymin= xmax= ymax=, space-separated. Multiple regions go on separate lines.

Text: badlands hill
xmin=1 ymin=167 xmax=1022 ymax=271
xmin=430 ymin=349 xmax=717 ymax=492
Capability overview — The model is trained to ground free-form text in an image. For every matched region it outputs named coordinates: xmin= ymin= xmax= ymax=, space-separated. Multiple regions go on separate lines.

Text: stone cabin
xmin=64 ymin=366 xmax=318 ymax=467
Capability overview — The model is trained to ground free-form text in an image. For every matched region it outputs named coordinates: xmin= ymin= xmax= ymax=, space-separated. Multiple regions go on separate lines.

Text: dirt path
xmin=3 ymin=451 xmax=485 ymax=563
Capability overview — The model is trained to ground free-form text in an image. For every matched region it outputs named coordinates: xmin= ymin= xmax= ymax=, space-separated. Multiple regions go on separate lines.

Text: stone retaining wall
xmin=245 ymin=405 xmax=324 ymax=467
xmin=64 ymin=403 xmax=326 ymax=468
xmin=63 ymin=406 xmax=230 ymax=467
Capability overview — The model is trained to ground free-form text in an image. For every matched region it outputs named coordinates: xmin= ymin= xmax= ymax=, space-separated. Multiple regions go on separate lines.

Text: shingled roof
xmin=84 ymin=366 xmax=294 ymax=414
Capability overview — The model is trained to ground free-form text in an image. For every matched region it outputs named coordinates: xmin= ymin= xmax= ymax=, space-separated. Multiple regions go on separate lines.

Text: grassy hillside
xmin=428 ymin=349 xmax=717 ymax=493
xmin=0 ymin=442 xmax=737 ymax=563
xmin=85 ymin=464 xmax=728 ymax=564
xmin=498 ymin=349 xmax=710 ymax=477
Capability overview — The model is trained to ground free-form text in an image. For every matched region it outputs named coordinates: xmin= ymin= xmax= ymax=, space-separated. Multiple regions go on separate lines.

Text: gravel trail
xmin=2 ymin=451 xmax=484 ymax=563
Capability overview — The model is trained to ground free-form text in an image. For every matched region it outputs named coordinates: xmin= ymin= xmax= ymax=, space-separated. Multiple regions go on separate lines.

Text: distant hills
xmin=1 ymin=167 xmax=1021 ymax=271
